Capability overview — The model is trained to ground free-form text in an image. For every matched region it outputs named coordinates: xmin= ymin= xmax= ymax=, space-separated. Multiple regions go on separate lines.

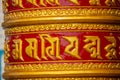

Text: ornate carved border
xmin=3 ymin=62 xmax=120 ymax=79
xmin=4 ymin=63 xmax=120 ymax=72
xmin=5 ymin=23 xmax=120 ymax=34
xmin=13 ymin=78 xmax=120 ymax=80
xmin=4 ymin=8 xmax=120 ymax=21
xmin=3 ymin=8 xmax=120 ymax=27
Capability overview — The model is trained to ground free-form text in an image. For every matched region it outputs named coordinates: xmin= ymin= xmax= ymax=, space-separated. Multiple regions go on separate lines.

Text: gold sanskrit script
xmin=105 ymin=0 xmax=120 ymax=6
xmin=83 ymin=36 xmax=102 ymax=59
xmin=104 ymin=36 xmax=117 ymax=59
xmin=4 ymin=34 xmax=120 ymax=62
xmin=12 ymin=0 xmax=24 ymax=8
xmin=2 ymin=0 xmax=120 ymax=13
xmin=11 ymin=0 xmax=79 ymax=8
xmin=25 ymin=38 xmax=40 ymax=60
xmin=89 ymin=0 xmax=101 ymax=6
xmin=63 ymin=36 xmax=80 ymax=59
xmin=12 ymin=39 xmax=24 ymax=61
xmin=40 ymin=34 xmax=62 ymax=60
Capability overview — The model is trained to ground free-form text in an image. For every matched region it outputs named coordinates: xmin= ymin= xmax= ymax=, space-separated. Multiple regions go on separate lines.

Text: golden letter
xmin=12 ymin=39 xmax=24 ymax=61
xmin=105 ymin=0 xmax=116 ymax=6
xmin=40 ymin=0 xmax=46 ymax=6
xmin=4 ymin=40 xmax=10 ymax=63
xmin=25 ymin=38 xmax=40 ymax=60
xmin=84 ymin=36 xmax=102 ymax=59
xmin=26 ymin=0 xmax=39 ymax=7
xmin=89 ymin=0 xmax=101 ymax=6
xmin=68 ymin=0 xmax=79 ymax=5
xmin=40 ymin=34 xmax=62 ymax=60
xmin=104 ymin=36 xmax=117 ymax=59
xmin=12 ymin=0 xmax=24 ymax=8
xmin=46 ymin=0 xmax=60 ymax=5
xmin=2 ymin=0 xmax=9 ymax=13
xmin=63 ymin=36 xmax=81 ymax=59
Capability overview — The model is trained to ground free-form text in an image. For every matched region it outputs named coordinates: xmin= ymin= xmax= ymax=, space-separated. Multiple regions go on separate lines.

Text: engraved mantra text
xmin=4 ymin=34 xmax=120 ymax=62
xmin=2 ymin=0 xmax=120 ymax=13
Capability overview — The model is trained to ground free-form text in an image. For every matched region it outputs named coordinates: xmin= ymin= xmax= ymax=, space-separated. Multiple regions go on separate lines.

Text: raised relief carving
xmin=25 ymin=38 xmax=40 ymax=60
xmin=89 ymin=0 xmax=101 ymax=6
xmin=105 ymin=0 xmax=116 ymax=6
xmin=12 ymin=0 xmax=24 ymax=8
xmin=26 ymin=0 xmax=60 ymax=7
xmin=4 ymin=34 xmax=120 ymax=62
xmin=68 ymin=0 xmax=79 ymax=5
xmin=5 ymin=63 xmax=120 ymax=72
xmin=40 ymin=34 xmax=62 ymax=60
xmin=104 ymin=36 xmax=117 ymax=59
xmin=63 ymin=36 xmax=81 ymax=59
xmin=28 ymin=0 xmax=79 ymax=6
xmin=10 ymin=0 xmax=80 ymax=8
xmin=84 ymin=36 xmax=102 ymax=59
xmin=46 ymin=0 xmax=60 ymax=6
xmin=12 ymin=39 xmax=24 ymax=61
xmin=4 ymin=40 xmax=10 ymax=63
xmin=2 ymin=0 xmax=9 ymax=13
xmin=26 ymin=0 xmax=40 ymax=7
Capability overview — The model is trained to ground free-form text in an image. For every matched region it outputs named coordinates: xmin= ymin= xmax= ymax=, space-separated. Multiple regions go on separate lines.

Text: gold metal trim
xmin=5 ymin=8 xmax=120 ymax=21
xmin=7 ymin=60 xmax=120 ymax=64
xmin=5 ymin=23 xmax=120 ymax=34
xmin=11 ymin=77 xmax=120 ymax=80
xmin=5 ymin=30 xmax=120 ymax=36
xmin=3 ymin=70 xmax=120 ymax=79
xmin=3 ymin=16 xmax=120 ymax=28
xmin=3 ymin=8 xmax=120 ymax=27
xmin=6 ymin=6 xmax=120 ymax=13
xmin=4 ymin=63 xmax=120 ymax=72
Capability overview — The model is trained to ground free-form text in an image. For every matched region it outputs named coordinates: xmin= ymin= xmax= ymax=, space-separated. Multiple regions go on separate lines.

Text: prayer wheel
xmin=2 ymin=0 xmax=120 ymax=80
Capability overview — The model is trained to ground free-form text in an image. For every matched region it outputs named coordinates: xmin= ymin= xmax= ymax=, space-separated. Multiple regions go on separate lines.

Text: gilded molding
xmin=3 ymin=8 xmax=120 ymax=26
xmin=14 ymin=78 xmax=120 ymax=80
xmin=2 ymin=0 xmax=120 ymax=13
xmin=4 ymin=8 xmax=120 ymax=21
xmin=2 ymin=0 xmax=120 ymax=80
xmin=5 ymin=23 xmax=120 ymax=34
xmin=5 ymin=63 xmax=120 ymax=72
xmin=3 ymin=8 xmax=120 ymax=28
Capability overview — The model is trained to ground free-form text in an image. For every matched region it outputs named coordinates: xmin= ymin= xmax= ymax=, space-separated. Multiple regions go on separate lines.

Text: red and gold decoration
xmin=2 ymin=0 xmax=120 ymax=80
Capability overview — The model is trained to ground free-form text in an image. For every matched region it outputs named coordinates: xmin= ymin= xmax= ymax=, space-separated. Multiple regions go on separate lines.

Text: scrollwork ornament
xmin=14 ymin=77 xmax=120 ymax=80
xmin=4 ymin=63 xmax=120 ymax=72
xmin=2 ymin=0 xmax=120 ymax=80
xmin=4 ymin=40 xmax=10 ymax=63
xmin=5 ymin=23 xmax=120 ymax=34
xmin=4 ymin=8 xmax=120 ymax=21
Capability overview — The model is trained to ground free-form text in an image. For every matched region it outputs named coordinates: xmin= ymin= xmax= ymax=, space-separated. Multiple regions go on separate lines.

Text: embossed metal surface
xmin=2 ymin=0 xmax=120 ymax=80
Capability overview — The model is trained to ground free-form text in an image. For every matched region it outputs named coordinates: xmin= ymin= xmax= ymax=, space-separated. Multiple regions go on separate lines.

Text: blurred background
xmin=0 ymin=0 xmax=5 ymax=80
